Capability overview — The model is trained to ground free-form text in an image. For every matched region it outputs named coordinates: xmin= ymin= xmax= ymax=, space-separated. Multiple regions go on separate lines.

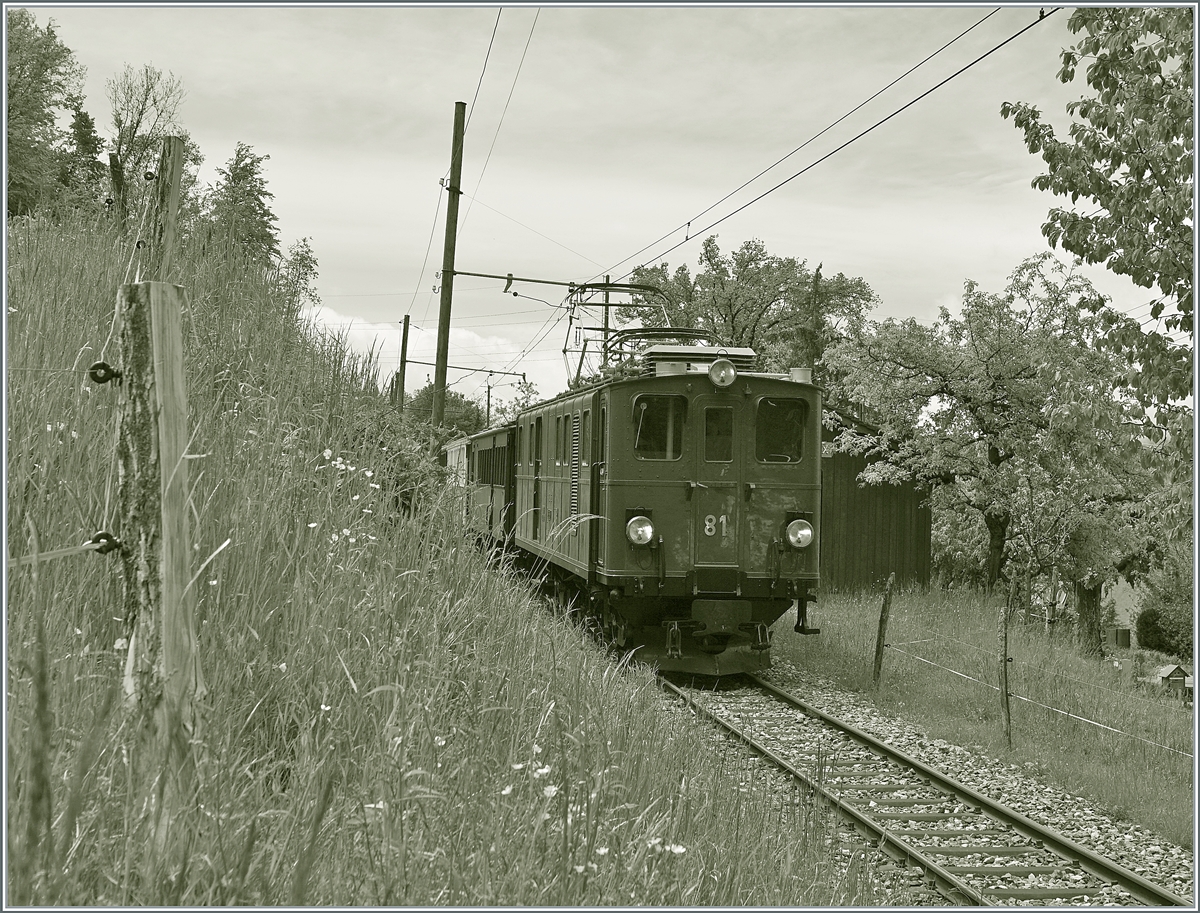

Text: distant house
xmin=1139 ymin=664 xmax=1193 ymax=701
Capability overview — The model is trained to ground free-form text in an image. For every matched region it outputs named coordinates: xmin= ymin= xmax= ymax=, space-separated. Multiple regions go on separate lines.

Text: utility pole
xmin=393 ymin=314 xmax=410 ymax=414
xmin=432 ymin=101 xmax=466 ymax=428
xmin=486 ymin=373 xmax=493 ymax=426
xmin=602 ymin=274 xmax=610 ymax=368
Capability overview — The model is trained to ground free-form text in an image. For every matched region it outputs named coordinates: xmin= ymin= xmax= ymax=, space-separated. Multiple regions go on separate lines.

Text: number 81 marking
xmin=703 ymin=514 xmax=729 ymax=537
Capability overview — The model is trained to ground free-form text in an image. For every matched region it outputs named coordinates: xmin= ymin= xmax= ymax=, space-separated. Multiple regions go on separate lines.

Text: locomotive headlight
xmin=708 ymin=358 xmax=737 ymax=388
xmin=626 ymin=515 xmax=655 ymax=546
xmin=785 ymin=518 xmax=814 ymax=549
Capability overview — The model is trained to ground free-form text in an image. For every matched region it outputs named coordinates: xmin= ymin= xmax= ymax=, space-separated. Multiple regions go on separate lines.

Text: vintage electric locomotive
xmin=447 ymin=343 xmax=821 ymax=675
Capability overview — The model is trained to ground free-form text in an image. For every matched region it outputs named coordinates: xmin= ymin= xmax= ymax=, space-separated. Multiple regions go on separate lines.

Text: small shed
xmin=1141 ymin=664 xmax=1192 ymax=700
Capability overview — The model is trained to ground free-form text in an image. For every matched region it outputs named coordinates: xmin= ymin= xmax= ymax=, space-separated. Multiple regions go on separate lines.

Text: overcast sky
xmin=41 ymin=3 xmax=1155 ymax=405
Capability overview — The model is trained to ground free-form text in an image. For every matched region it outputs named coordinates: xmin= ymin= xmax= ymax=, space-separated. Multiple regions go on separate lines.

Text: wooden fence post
xmin=116 ymin=138 xmax=204 ymax=844
xmin=999 ymin=576 xmax=1016 ymax=749
xmin=872 ymin=572 xmax=895 ymax=688
xmin=118 ymin=283 xmax=206 ymax=757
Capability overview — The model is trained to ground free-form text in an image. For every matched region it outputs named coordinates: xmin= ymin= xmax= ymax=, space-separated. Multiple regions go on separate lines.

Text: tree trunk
xmin=1074 ymin=578 xmax=1104 ymax=657
xmin=108 ymin=152 xmax=128 ymax=231
xmin=983 ymin=508 xmax=1010 ymax=592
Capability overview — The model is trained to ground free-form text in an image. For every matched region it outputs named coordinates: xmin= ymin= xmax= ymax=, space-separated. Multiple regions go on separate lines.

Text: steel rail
xmin=658 ymin=677 xmax=986 ymax=905
xmin=745 ymin=673 xmax=1192 ymax=908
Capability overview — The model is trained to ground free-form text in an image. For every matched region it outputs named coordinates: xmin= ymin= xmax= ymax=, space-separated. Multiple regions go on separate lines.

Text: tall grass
xmin=7 ymin=213 xmax=879 ymax=905
xmin=775 ymin=587 xmax=1194 ymax=848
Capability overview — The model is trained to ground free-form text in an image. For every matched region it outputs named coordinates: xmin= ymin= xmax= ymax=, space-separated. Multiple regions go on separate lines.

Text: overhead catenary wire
xmin=410 ymin=179 xmax=445 ymax=324
xmin=592 ymin=6 xmax=1003 ymax=284
xmin=459 ymin=189 xmax=605 ymax=268
xmin=603 ymin=7 xmax=1062 ymax=285
xmin=465 ymin=7 xmax=503 ymax=134
xmin=460 ymin=8 xmax=540 ymax=234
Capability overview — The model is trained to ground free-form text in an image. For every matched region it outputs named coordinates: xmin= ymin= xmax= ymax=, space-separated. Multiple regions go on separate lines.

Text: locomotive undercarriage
xmin=536 ymin=560 xmax=816 ymax=676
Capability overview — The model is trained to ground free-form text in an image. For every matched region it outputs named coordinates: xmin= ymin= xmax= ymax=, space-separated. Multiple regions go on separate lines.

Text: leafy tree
xmin=6 ymin=9 xmax=84 ymax=215
xmin=105 ymin=63 xmax=202 ymax=228
xmin=206 ymin=142 xmax=279 ymax=267
xmin=404 ymin=383 xmax=485 ymax=438
xmin=278 ymin=236 xmax=320 ymax=313
xmin=826 ymin=254 xmax=1137 ymax=599
xmin=1133 ymin=537 xmax=1194 ymax=659
xmin=621 ymin=236 xmax=876 ymax=380
xmin=1000 ymin=8 xmax=1193 ymax=407
xmin=491 ymin=379 xmax=540 ymax=425
xmin=58 ymin=103 xmax=106 ymax=201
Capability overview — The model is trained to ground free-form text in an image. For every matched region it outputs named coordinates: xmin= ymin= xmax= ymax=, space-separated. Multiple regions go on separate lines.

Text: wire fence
xmin=884 ymin=642 xmax=1193 ymax=759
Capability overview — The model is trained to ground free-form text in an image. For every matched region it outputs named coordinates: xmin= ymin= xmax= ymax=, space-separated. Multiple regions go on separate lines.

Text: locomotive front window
xmin=705 ymin=407 xmax=734 ymax=462
xmin=633 ymin=395 xmax=686 ymax=461
xmin=756 ymin=397 xmax=808 ymax=463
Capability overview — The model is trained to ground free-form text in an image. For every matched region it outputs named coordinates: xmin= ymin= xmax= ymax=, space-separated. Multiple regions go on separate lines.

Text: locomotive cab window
xmin=705 ymin=407 xmax=734 ymax=462
xmin=755 ymin=397 xmax=808 ymax=463
xmin=632 ymin=394 xmax=687 ymax=461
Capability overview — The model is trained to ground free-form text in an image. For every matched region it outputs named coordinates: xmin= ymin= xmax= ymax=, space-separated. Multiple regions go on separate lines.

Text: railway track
xmin=661 ymin=672 xmax=1191 ymax=907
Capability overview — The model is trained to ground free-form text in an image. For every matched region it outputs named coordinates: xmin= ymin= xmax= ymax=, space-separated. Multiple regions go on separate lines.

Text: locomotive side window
xmin=555 ymin=416 xmax=563 ymax=466
xmin=755 ymin=397 xmax=808 ymax=463
xmin=633 ymin=395 xmax=686 ymax=461
xmin=581 ymin=410 xmax=590 ymax=466
xmin=599 ymin=406 xmax=607 ymax=462
xmin=705 ymin=407 xmax=734 ymax=462
xmin=516 ymin=426 xmax=522 ymax=465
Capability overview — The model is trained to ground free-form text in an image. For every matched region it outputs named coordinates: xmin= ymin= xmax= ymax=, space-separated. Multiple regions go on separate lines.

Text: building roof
xmin=1153 ymin=664 xmax=1189 ymax=680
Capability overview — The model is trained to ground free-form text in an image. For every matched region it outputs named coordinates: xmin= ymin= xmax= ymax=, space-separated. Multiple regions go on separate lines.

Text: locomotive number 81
xmin=448 ymin=343 xmax=822 ymax=676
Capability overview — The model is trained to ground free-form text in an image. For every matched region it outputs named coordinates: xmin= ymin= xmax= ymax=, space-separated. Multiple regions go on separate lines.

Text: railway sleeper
xmin=942 ymin=865 xmax=1068 ymax=876
xmin=984 ymin=887 xmax=1097 ymax=901
xmin=924 ymin=844 xmax=1046 ymax=856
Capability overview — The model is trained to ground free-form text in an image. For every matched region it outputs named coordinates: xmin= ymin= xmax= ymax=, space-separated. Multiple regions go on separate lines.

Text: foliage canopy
xmin=1001 ymin=7 xmax=1193 ymax=406
xmin=621 ymin=236 xmax=876 ymax=382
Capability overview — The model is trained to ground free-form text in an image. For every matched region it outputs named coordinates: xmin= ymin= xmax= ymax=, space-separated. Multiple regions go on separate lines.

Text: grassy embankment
xmin=6 ymin=213 xmax=881 ymax=905
xmin=775 ymin=587 xmax=1194 ymax=848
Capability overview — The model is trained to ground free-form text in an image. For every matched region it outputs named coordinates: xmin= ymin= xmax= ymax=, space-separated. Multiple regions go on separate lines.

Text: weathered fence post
xmin=872 ymin=572 xmax=895 ymax=688
xmin=116 ymin=137 xmax=205 ymax=846
xmin=999 ymin=576 xmax=1016 ymax=749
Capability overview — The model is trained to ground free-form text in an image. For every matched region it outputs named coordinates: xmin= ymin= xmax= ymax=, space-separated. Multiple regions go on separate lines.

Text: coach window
xmin=633 ymin=394 xmax=687 ymax=461
xmin=755 ymin=397 xmax=808 ymax=463
xmin=705 ymin=407 xmax=734 ymax=462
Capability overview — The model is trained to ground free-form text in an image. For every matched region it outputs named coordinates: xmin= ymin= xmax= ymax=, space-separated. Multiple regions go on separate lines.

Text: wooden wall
xmin=819 ymin=451 xmax=931 ymax=592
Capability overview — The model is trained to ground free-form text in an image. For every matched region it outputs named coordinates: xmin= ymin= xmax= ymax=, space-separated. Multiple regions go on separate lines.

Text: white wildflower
xmin=543 ymin=784 xmax=559 ymax=798
xmin=323 ymin=448 xmax=332 ymax=460
xmin=533 ymin=765 xmax=551 ymax=778
xmin=501 ymin=785 xmax=513 ymax=796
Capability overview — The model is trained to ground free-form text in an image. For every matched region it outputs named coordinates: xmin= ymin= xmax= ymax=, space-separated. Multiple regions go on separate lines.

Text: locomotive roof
xmin=643 ymin=344 xmax=758 ymax=368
